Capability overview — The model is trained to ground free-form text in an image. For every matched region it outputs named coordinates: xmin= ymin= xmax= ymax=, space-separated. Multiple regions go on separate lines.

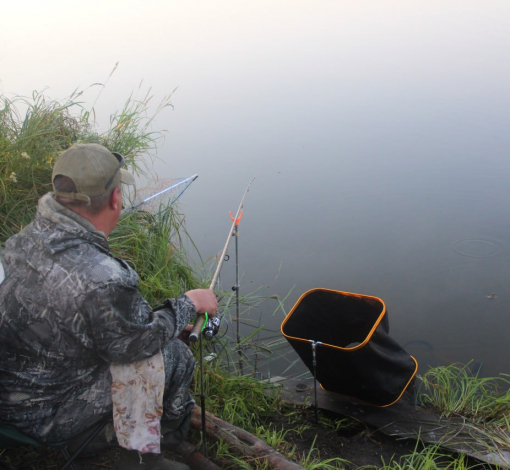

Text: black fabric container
xmin=281 ymin=288 xmax=418 ymax=407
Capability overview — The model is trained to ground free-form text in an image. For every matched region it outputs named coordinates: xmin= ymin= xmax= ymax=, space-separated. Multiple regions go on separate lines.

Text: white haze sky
xmin=2 ymin=1 xmax=509 ymax=181
xmin=3 ymin=0 xmax=510 ymax=267
xmin=2 ymin=0 xmax=509 ymax=226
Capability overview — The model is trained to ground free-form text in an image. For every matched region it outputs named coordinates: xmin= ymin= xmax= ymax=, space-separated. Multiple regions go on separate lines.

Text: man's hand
xmin=185 ymin=289 xmax=218 ymax=317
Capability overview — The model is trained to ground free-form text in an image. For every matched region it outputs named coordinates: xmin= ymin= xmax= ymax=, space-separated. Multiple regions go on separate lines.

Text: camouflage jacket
xmin=0 ymin=194 xmax=196 ymax=442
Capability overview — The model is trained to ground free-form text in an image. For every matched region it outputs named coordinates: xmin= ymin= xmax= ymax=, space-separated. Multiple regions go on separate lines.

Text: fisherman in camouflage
xmin=0 ymin=144 xmax=217 ymax=470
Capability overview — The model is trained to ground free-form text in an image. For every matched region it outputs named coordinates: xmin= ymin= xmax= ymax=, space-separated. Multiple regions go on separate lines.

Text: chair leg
xmin=59 ymin=447 xmax=77 ymax=470
xmin=59 ymin=420 xmax=109 ymax=470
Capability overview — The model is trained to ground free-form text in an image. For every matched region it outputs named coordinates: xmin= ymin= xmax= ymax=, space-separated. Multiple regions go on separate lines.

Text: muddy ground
xmin=0 ymin=424 xmax=415 ymax=469
xmin=276 ymin=407 xmax=418 ymax=468
xmin=1 ymin=409 xmax=494 ymax=470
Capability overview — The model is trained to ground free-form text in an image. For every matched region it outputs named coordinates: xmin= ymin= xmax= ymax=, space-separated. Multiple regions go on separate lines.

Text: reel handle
xmin=189 ymin=314 xmax=206 ymax=343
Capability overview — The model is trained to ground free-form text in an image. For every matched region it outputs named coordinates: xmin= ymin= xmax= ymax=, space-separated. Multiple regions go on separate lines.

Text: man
xmin=0 ymin=144 xmax=217 ymax=469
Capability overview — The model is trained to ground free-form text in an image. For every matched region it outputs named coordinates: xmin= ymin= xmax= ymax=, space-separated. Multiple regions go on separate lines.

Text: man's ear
xmin=110 ymin=187 xmax=121 ymax=210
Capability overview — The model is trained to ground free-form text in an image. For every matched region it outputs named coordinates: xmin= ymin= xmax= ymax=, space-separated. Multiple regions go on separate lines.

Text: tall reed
xmin=0 ymin=88 xmax=172 ymax=244
xmin=0 ymin=91 xmax=83 ymax=240
xmin=109 ymin=205 xmax=203 ymax=304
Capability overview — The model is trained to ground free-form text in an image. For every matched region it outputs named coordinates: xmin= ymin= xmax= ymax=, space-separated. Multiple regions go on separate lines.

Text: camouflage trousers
xmin=25 ymin=339 xmax=196 ymax=444
xmin=159 ymin=339 xmax=196 ymax=447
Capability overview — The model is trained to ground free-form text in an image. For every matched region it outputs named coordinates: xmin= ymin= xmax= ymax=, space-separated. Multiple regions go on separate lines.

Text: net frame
xmin=123 ymin=174 xmax=198 ymax=215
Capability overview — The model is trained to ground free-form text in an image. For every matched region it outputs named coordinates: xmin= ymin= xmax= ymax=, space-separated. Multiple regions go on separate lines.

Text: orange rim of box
xmin=280 ymin=287 xmax=418 ymax=407
xmin=281 ymin=288 xmax=387 ymax=351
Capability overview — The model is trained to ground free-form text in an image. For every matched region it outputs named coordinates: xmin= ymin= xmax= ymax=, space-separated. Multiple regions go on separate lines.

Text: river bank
xmin=0 ymin=403 xmax=498 ymax=469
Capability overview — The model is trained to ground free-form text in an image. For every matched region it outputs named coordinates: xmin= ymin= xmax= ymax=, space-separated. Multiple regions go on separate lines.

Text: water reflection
xmin=173 ymin=149 xmax=510 ymax=380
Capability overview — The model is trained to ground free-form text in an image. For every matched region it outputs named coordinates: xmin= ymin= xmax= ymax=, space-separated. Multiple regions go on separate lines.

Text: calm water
xmin=169 ymin=128 xmax=510 ymax=379
xmin=3 ymin=1 xmax=510 ymax=378
xmin=149 ymin=3 xmax=510 ymax=378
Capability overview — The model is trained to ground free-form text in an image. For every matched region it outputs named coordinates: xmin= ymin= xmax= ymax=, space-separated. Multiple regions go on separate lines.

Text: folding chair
xmin=0 ymin=418 xmax=110 ymax=470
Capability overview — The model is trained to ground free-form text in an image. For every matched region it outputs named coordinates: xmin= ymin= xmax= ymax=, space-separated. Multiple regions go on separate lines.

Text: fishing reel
xmin=203 ymin=315 xmax=221 ymax=341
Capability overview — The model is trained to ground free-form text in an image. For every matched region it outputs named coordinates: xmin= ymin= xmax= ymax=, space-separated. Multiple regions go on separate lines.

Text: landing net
xmin=125 ymin=174 xmax=198 ymax=214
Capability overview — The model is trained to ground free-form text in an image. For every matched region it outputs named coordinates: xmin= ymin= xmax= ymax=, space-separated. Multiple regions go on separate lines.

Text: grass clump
xmin=189 ymin=356 xmax=351 ymax=468
xmin=418 ymin=363 xmax=510 ymax=424
xmin=0 ymin=88 xmax=172 ymax=244
xmin=109 ymin=206 xmax=202 ymax=304
xmin=0 ymin=91 xmax=84 ymax=241
xmin=417 ymin=363 xmax=510 ymax=462
xmin=361 ymin=443 xmax=475 ymax=470
xmin=193 ymin=360 xmax=280 ymax=429
xmin=0 ymin=88 xmax=200 ymax=301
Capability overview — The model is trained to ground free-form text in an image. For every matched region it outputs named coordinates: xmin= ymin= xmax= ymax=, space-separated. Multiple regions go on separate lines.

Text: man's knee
xmin=161 ymin=339 xmax=196 ymax=421
xmin=161 ymin=338 xmax=196 ymax=380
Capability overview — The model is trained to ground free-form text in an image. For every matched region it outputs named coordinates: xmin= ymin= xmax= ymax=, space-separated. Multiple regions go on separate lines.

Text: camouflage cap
xmin=52 ymin=144 xmax=135 ymax=204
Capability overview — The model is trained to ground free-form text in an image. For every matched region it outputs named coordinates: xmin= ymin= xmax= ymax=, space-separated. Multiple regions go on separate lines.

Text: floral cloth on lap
xmin=110 ymin=350 xmax=165 ymax=454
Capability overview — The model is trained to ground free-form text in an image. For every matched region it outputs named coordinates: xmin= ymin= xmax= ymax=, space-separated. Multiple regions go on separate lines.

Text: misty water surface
xmin=2 ymin=1 xmax=509 ymax=378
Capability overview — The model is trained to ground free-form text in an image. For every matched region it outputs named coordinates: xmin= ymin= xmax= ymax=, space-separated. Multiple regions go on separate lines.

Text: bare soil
xmin=0 ymin=421 xmax=415 ymax=469
xmin=268 ymin=407 xmax=421 ymax=469
xmin=1 ymin=409 xmax=494 ymax=469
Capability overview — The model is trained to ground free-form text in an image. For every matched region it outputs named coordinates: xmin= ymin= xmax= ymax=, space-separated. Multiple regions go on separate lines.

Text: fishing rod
xmin=189 ymin=177 xmax=254 ymax=342
xmin=232 ymin=211 xmax=243 ymax=374
xmin=189 ymin=177 xmax=254 ymax=457
xmin=197 ymin=212 xmax=243 ymax=344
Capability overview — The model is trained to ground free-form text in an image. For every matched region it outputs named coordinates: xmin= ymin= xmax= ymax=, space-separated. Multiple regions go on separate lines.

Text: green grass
xmin=188 ymin=355 xmax=353 ymax=468
xmin=0 ymin=91 xmax=81 ymax=241
xmin=418 ymin=363 xmax=510 ymax=424
xmin=0 ymin=88 xmax=171 ymax=245
xmin=361 ymin=443 xmax=475 ymax=470
xmin=109 ymin=204 xmax=203 ymax=305
xmin=417 ymin=363 xmax=510 ymax=465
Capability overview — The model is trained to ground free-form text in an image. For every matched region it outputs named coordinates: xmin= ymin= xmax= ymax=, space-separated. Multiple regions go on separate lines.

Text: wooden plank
xmin=270 ymin=377 xmax=510 ymax=468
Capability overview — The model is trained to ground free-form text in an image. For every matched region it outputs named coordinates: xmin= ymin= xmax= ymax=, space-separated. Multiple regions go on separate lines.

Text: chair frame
xmin=0 ymin=418 xmax=110 ymax=470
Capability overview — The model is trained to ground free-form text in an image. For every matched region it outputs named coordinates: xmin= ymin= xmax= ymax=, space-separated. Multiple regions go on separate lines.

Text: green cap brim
xmin=120 ymin=168 xmax=135 ymax=186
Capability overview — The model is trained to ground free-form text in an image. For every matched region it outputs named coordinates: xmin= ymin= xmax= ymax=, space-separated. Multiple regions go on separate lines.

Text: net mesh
xmin=126 ymin=175 xmax=198 ymax=214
